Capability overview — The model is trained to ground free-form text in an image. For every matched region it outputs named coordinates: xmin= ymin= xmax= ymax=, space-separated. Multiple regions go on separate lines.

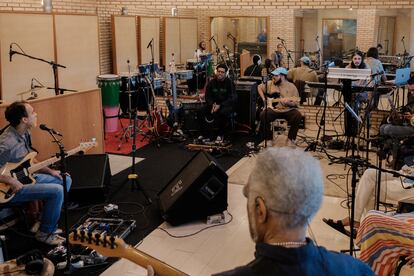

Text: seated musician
xmin=204 ymin=64 xmax=237 ymax=142
xmin=244 ymin=55 xmax=263 ymax=77
xmin=287 ymin=56 xmax=318 ymax=104
xmin=356 ymin=210 xmax=414 ymax=276
xmin=323 ymin=156 xmax=414 ymax=238
xmin=0 ymin=101 xmax=72 ymax=245
xmin=195 ymin=41 xmax=207 ymax=59
xmin=380 ymin=77 xmax=414 ymax=138
xmin=257 ymin=67 xmax=302 ymax=147
xmin=365 ymin=47 xmax=387 ymax=86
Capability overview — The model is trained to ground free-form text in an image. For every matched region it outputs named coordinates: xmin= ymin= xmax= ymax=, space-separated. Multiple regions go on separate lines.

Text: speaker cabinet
xmin=158 ymin=151 xmax=228 ymax=226
xmin=66 ymin=154 xmax=111 ymax=204
xmin=236 ymin=81 xmax=257 ymax=130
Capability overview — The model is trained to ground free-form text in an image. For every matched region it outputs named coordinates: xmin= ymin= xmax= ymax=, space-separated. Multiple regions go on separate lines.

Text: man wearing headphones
xmin=204 ymin=64 xmax=237 ymax=142
xmin=244 ymin=55 xmax=263 ymax=77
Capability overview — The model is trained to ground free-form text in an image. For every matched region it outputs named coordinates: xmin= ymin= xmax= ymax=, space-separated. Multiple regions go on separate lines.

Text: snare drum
xmin=176 ymin=70 xmax=193 ymax=80
xmin=97 ymin=74 xmax=120 ymax=107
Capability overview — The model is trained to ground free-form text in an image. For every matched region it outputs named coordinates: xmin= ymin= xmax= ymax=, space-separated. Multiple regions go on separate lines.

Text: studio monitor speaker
xmin=66 ymin=154 xmax=111 ymax=204
xmin=158 ymin=151 xmax=228 ymax=226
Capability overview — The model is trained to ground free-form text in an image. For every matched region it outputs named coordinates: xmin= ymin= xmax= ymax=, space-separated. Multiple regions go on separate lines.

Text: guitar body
xmin=0 ymin=152 xmax=38 ymax=203
xmin=152 ymin=107 xmax=170 ymax=135
xmin=0 ymin=140 xmax=97 ymax=204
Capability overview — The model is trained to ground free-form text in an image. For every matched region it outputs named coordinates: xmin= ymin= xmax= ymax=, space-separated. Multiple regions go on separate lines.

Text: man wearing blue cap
xmin=257 ymin=67 xmax=302 ymax=146
xmin=287 ymin=56 xmax=319 ymax=104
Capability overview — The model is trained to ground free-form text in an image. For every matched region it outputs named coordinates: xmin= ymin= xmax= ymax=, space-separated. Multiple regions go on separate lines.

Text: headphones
xmin=254 ymin=54 xmax=262 ymax=66
xmin=16 ymin=249 xmax=44 ymax=275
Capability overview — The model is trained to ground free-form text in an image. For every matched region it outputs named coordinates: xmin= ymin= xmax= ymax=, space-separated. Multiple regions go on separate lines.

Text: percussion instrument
xmin=119 ymin=85 xmax=153 ymax=114
xmin=97 ymin=74 xmax=120 ymax=107
xmin=119 ymin=72 xmax=142 ymax=93
xmin=200 ymin=53 xmax=213 ymax=63
xmin=138 ymin=64 xmax=151 ymax=75
xmin=176 ymin=70 xmax=193 ymax=80
xmin=153 ymin=78 xmax=163 ymax=89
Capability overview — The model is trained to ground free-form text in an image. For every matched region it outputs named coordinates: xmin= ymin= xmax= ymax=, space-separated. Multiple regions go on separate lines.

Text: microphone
xmin=9 ymin=44 xmax=13 ymax=62
xmin=277 ymin=37 xmax=285 ymax=42
xmin=401 ymin=36 xmax=405 ymax=42
xmin=146 ymin=38 xmax=153 ymax=49
xmin=209 ymin=35 xmax=215 ymax=41
xmin=261 ymin=69 xmax=268 ymax=84
xmin=39 ymin=124 xmax=62 ymax=136
xmin=371 ymin=71 xmax=384 ymax=77
xmin=316 ymin=35 xmax=319 ymax=41
xmin=30 ymin=78 xmax=34 ymax=90
xmin=227 ymin=32 xmax=231 ymax=38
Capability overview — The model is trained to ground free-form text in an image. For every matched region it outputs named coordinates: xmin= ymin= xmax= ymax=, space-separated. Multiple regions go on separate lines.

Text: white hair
xmin=247 ymin=147 xmax=323 ymax=228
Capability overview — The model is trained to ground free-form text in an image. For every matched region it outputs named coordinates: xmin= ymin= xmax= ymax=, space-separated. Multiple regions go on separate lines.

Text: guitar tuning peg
xmin=110 ymin=235 xmax=115 ymax=249
xmin=87 ymin=231 xmax=93 ymax=244
xmin=80 ymin=230 xmax=86 ymax=242
xmin=103 ymin=234 xmax=107 ymax=247
xmin=95 ymin=233 xmax=101 ymax=246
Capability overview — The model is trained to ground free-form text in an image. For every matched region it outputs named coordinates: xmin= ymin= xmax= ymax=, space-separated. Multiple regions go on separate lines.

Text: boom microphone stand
xmin=9 ymin=43 xmax=67 ymax=96
xmin=44 ymin=129 xmax=73 ymax=273
xmin=277 ymin=37 xmax=294 ymax=69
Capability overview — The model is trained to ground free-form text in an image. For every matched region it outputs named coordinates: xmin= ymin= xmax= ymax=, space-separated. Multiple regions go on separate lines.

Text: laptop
xmin=392 ymin=67 xmax=410 ymax=86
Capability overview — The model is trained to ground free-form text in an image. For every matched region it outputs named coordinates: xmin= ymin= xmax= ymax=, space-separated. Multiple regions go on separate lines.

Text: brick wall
xmin=1 ymin=0 xmax=413 ymax=73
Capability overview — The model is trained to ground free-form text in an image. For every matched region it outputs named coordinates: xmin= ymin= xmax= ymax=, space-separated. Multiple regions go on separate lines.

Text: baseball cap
xmin=270 ymin=67 xmax=288 ymax=76
xmin=300 ymin=56 xmax=311 ymax=65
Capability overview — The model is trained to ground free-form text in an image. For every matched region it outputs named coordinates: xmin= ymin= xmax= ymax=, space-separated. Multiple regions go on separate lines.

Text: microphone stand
xmin=228 ymin=34 xmax=238 ymax=79
xmin=45 ymin=130 xmax=73 ymax=274
xmin=278 ymin=39 xmax=294 ymax=69
xmin=10 ymin=45 xmax=66 ymax=96
xmin=211 ymin=37 xmax=223 ymax=64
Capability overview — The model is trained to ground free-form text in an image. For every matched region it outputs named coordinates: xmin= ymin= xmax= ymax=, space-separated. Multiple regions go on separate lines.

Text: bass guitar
xmin=69 ymin=230 xmax=187 ymax=276
xmin=0 ymin=140 xmax=97 ymax=203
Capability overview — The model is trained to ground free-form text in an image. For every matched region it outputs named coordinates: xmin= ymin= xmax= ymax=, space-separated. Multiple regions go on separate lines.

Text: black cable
xmin=157 ymin=211 xmax=233 ymax=238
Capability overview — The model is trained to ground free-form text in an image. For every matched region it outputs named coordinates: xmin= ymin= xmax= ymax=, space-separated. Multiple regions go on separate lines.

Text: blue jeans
xmin=380 ymin=124 xmax=414 ymax=138
xmin=9 ymin=173 xmax=72 ymax=234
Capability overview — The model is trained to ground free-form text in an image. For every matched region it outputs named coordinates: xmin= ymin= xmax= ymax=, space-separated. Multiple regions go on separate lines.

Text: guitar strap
xmin=25 ymin=133 xmax=38 ymax=154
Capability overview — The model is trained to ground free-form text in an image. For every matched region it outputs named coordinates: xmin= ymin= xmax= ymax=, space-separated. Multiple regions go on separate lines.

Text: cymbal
xmin=16 ymin=87 xmax=43 ymax=96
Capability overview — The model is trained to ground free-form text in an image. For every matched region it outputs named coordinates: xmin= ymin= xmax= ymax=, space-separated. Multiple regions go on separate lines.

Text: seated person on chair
xmin=380 ymin=77 xmax=414 ymax=138
xmin=287 ymin=56 xmax=318 ymax=104
xmin=257 ymin=67 xmax=302 ymax=146
xmin=323 ymin=157 xmax=414 ymax=238
xmin=356 ymin=210 xmax=414 ymax=276
xmin=244 ymin=55 xmax=263 ymax=77
xmin=213 ymin=148 xmax=373 ymax=276
xmin=0 ymin=101 xmax=72 ymax=245
xmin=204 ymin=64 xmax=237 ymax=141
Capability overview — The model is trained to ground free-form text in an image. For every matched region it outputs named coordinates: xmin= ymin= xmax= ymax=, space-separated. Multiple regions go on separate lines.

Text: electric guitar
xmin=69 ymin=230 xmax=187 ymax=276
xmin=267 ymin=96 xmax=300 ymax=112
xmin=387 ymin=96 xmax=414 ymax=126
xmin=0 ymin=140 xmax=97 ymax=203
xmin=144 ymin=76 xmax=169 ymax=136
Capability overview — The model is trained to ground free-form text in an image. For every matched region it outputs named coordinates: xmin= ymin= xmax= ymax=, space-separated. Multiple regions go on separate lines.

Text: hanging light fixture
xmin=42 ymin=0 xmax=53 ymax=13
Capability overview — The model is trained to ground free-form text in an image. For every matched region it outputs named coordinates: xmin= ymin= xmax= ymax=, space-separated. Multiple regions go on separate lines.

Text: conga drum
xmin=97 ymin=74 xmax=120 ymax=132
xmin=97 ymin=74 xmax=120 ymax=107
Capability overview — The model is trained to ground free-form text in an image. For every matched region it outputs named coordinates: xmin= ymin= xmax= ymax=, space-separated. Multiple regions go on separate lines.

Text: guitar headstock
xmin=69 ymin=229 xmax=128 ymax=257
xmin=79 ymin=138 xmax=98 ymax=152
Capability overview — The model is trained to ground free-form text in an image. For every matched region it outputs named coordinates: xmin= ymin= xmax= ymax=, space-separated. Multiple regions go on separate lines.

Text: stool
xmin=272 ymin=119 xmax=288 ymax=140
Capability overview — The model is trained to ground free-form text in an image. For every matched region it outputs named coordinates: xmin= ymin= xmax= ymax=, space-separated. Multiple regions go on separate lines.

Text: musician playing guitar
xmin=257 ymin=67 xmax=302 ymax=147
xmin=0 ymin=101 xmax=72 ymax=245
xmin=380 ymin=77 xmax=414 ymax=138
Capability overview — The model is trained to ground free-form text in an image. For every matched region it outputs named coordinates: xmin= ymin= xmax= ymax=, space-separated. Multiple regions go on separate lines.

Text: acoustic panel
xmin=0 ymin=13 xmax=54 ymax=103
xmin=179 ymin=18 xmax=198 ymax=64
xmin=139 ymin=17 xmax=160 ymax=65
xmin=112 ymin=16 xmax=138 ymax=74
xmin=164 ymin=18 xmax=181 ymax=65
xmin=54 ymin=14 xmax=100 ymax=92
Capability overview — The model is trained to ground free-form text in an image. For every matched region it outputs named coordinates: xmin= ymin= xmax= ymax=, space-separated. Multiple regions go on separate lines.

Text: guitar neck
xmin=123 ymin=246 xmax=186 ymax=276
xmin=28 ymin=146 xmax=83 ymax=174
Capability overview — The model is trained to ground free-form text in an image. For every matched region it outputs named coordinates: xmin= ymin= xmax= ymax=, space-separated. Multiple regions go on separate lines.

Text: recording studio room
xmin=0 ymin=0 xmax=414 ymax=275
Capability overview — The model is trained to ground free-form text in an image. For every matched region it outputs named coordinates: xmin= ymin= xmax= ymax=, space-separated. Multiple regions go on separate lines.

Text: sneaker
xmin=36 ymin=231 xmax=65 ymax=245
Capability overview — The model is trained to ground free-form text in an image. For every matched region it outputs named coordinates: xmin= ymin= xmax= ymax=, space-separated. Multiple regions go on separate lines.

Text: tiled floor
xmin=102 ymin=148 xmax=355 ymax=276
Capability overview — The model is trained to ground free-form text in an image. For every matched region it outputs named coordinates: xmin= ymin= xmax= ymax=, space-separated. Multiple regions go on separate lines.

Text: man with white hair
xmin=214 ymin=148 xmax=373 ymax=275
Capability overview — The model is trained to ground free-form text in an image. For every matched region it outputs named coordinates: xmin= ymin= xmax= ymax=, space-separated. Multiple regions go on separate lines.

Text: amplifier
xmin=235 ymin=81 xmax=257 ymax=130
